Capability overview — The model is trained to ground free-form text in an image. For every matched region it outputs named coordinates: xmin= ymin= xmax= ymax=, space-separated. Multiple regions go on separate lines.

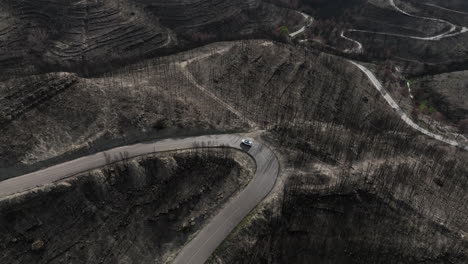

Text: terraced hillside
xmin=2 ymin=1 xmax=468 ymax=263
xmin=140 ymin=0 xmax=261 ymax=29
xmin=0 ymin=0 xmax=299 ymax=76
xmin=0 ymin=0 xmax=172 ymax=75
xmin=140 ymin=0 xmax=301 ymax=41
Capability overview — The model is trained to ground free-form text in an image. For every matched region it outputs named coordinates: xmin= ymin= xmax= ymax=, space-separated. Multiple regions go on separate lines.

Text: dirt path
xmin=176 ymin=44 xmax=261 ymax=129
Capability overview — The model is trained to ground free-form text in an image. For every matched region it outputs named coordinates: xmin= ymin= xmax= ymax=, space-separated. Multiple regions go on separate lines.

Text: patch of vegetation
xmin=279 ymin=25 xmax=290 ymax=35
xmin=419 ymin=100 xmax=437 ymax=114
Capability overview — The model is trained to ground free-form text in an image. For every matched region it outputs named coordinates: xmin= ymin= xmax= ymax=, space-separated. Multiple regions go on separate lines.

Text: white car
xmin=241 ymin=139 xmax=254 ymax=147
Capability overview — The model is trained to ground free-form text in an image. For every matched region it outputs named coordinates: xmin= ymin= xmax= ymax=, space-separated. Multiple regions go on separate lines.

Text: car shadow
xmin=240 ymin=143 xmax=252 ymax=151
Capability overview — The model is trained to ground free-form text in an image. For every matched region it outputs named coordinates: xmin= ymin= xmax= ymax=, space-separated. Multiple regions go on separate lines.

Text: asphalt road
xmin=172 ymin=137 xmax=278 ymax=264
xmin=341 ymin=0 xmax=468 ymax=52
xmin=351 ymin=61 xmax=468 ymax=151
xmin=389 ymin=0 xmax=462 ymax=40
xmin=0 ymin=134 xmax=279 ymax=264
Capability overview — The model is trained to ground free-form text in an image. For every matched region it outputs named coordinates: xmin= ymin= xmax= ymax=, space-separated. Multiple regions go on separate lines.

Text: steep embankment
xmin=0 ymin=148 xmax=255 ymax=264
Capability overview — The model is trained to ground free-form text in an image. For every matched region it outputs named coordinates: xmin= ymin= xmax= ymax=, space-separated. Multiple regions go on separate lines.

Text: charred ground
xmin=1 ymin=0 xmax=468 ymax=263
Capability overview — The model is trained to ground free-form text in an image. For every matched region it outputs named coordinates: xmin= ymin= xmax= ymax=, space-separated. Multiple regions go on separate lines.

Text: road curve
xmin=172 ymin=137 xmax=278 ymax=264
xmin=289 ymin=12 xmax=314 ymax=38
xmin=350 ymin=61 xmax=468 ymax=151
xmin=388 ymin=0 xmax=467 ymax=40
xmin=341 ymin=30 xmax=363 ymax=53
xmin=341 ymin=0 xmax=468 ymax=53
xmin=0 ymin=134 xmax=279 ymax=263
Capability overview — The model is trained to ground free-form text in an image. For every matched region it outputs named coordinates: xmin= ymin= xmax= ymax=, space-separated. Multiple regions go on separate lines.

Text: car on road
xmin=241 ymin=139 xmax=254 ymax=147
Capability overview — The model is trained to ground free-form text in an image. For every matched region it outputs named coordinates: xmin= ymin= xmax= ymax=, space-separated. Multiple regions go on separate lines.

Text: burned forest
xmin=1 ymin=0 xmax=468 ymax=264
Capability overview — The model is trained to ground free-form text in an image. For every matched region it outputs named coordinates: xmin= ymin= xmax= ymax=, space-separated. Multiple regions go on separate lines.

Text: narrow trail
xmin=176 ymin=45 xmax=260 ymax=130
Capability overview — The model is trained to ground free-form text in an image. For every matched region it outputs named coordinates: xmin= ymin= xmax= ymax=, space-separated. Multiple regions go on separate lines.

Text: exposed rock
xmin=31 ymin=240 xmax=44 ymax=251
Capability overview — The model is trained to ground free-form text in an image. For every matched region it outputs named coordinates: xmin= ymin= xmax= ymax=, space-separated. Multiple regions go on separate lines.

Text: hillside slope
xmin=0 ymin=0 xmax=300 ymax=76
xmin=0 ymin=149 xmax=254 ymax=264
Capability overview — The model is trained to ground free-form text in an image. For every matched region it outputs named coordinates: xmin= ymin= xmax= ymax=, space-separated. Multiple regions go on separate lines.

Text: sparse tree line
xmin=215 ymin=167 xmax=468 ymax=263
xmin=170 ymin=40 xmax=468 ymax=241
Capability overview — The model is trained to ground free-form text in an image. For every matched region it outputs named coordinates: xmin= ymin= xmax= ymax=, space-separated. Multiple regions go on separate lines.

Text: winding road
xmin=338 ymin=1 xmax=468 ymax=150
xmin=1 ymin=3 xmax=466 ymax=264
xmin=0 ymin=40 xmax=280 ymax=264
xmin=0 ymin=135 xmax=279 ymax=263
xmin=289 ymin=11 xmax=314 ymax=38
xmin=350 ymin=61 xmax=468 ymax=151
xmin=341 ymin=0 xmax=468 ymax=52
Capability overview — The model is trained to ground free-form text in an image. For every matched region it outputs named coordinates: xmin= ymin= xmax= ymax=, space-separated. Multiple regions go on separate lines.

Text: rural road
xmin=341 ymin=0 xmax=468 ymax=52
xmin=350 ymin=61 xmax=468 ymax=151
xmin=289 ymin=11 xmax=314 ymax=38
xmin=172 ymin=137 xmax=278 ymax=264
xmin=343 ymin=0 xmax=468 ymax=151
xmin=388 ymin=0 xmax=463 ymax=40
xmin=2 ymin=2 xmax=465 ymax=263
xmin=0 ymin=134 xmax=279 ymax=264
